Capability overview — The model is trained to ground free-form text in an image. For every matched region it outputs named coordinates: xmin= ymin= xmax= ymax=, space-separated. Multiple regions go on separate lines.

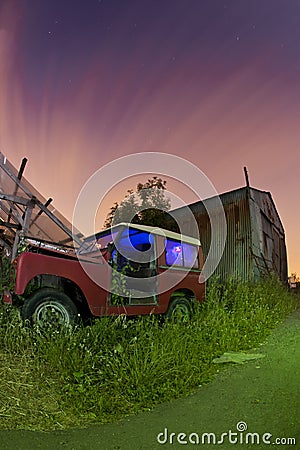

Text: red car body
xmin=13 ymin=223 xmax=205 ymax=323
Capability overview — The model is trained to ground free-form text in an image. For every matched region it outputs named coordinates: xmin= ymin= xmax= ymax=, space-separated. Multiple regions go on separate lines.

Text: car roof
xmin=89 ymin=222 xmax=201 ymax=246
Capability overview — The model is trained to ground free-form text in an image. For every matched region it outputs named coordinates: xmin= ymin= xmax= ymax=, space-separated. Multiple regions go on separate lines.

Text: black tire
xmin=22 ymin=288 xmax=78 ymax=327
xmin=165 ymin=297 xmax=192 ymax=323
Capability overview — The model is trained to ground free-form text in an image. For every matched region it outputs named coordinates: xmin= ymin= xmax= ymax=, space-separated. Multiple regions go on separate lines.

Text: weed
xmin=0 ymin=277 xmax=298 ymax=430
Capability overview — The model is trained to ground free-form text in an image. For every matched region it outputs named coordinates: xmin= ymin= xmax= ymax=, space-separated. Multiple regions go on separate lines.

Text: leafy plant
xmin=104 ymin=176 xmax=178 ymax=231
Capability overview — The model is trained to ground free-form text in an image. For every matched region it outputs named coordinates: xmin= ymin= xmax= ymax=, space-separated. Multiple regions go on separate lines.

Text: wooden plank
xmin=0 ymin=222 xmax=19 ymax=229
xmin=0 ymin=156 xmax=34 ymax=199
xmin=11 ymin=230 xmax=20 ymax=262
xmin=7 ymin=157 xmax=27 ymax=224
xmin=29 ymin=197 xmax=52 ymax=227
xmin=36 ymin=200 xmax=83 ymax=246
xmin=22 ymin=200 xmax=35 ymax=235
xmin=0 ymin=200 xmax=24 ymax=226
xmin=0 ymin=236 xmax=12 ymax=254
xmin=0 ymin=154 xmax=83 ymax=247
xmin=0 ymin=193 xmax=31 ymax=206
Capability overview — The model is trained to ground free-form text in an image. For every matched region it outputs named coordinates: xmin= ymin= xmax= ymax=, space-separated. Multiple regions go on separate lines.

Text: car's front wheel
xmin=22 ymin=288 xmax=78 ymax=327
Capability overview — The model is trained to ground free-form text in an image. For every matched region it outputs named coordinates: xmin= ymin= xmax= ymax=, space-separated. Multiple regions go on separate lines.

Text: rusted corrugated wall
xmin=172 ymin=186 xmax=287 ymax=283
xmin=248 ymin=189 xmax=287 ymax=282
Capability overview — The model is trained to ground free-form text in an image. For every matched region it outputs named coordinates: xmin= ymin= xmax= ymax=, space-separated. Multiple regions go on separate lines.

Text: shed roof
xmin=172 ymin=186 xmax=284 ymax=234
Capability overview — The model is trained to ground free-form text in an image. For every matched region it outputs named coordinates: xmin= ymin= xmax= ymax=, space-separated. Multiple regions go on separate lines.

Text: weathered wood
xmin=36 ymin=200 xmax=83 ymax=246
xmin=0 ymin=193 xmax=30 ymax=206
xmin=0 ymin=237 xmax=12 ymax=255
xmin=0 ymin=200 xmax=24 ymax=226
xmin=7 ymin=157 xmax=27 ymax=224
xmin=29 ymin=197 xmax=52 ymax=227
xmin=0 ymin=222 xmax=19 ymax=229
xmin=0 ymin=153 xmax=84 ymax=249
xmin=22 ymin=200 xmax=35 ymax=235
xmin=0 ymin=156 xmax=35 ymax=199
xmin=11 ymin=230 xmax=20 ymax=262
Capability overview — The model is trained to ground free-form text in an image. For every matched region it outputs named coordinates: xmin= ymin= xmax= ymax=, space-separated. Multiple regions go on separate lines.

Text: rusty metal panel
xmin=172 ymin=188 xmax=252 ymax=281
xmin=249 ymin=189 xmax=287 ymax=282
xmin=172 ymin=186 xmax=287 ymax=283
xmin=250 ymin=189 xmax=284 ymax=233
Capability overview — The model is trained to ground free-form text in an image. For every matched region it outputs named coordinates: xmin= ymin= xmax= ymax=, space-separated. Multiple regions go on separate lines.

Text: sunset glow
xmin=1 ymin=0 xmax=299 ymax=274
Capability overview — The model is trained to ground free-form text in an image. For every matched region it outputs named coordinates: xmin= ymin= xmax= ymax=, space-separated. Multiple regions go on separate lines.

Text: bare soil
xmin=0 ymin=307 xmax=299 ymax=450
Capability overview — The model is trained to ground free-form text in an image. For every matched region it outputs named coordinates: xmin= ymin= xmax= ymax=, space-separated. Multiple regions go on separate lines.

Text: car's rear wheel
xmin=22 ymin=288 xmax=78 ymax=327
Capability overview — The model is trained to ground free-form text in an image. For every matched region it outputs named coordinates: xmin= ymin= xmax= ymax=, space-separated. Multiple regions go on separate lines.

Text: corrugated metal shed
xmin=172 ymin=186 xmax=287 ymax=283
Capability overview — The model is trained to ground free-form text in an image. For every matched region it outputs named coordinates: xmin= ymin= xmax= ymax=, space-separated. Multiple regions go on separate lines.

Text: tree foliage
xmin=103 ymin=176 xmax=178 ymax=231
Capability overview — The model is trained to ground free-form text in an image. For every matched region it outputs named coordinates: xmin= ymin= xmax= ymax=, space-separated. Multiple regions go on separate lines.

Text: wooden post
xmin=7 ymin=157 xmax=27 ymax=224
xmin=29 ymin=197 xmax=52 ymax=227
xmin=11 ymin=230 xmax=20 ymax=262
xmin=22 ymin=199 xmax=35 ymax=235
xmin=244 ymin=166 xmax=250 ymax=187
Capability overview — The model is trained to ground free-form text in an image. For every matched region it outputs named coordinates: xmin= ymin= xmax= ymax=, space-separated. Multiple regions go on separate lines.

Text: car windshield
xmin=78 ymin=229 xmax=119 ymax=255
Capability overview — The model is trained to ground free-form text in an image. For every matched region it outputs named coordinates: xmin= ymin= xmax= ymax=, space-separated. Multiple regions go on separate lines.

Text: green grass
xmin=0 ymin=277 xmax=298 ymax=431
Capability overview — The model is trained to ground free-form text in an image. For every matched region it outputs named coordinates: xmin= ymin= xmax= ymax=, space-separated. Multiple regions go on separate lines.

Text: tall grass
xmin=0 ymin=277 xmax=298 ymax=430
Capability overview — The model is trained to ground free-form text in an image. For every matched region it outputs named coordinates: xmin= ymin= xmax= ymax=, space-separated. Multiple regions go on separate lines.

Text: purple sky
xmin=0 ymin=0 xmax=300 ymax=274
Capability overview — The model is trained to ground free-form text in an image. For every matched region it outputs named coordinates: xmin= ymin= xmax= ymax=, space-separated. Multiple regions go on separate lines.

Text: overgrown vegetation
xmin=104 ymin=176 xmax=178 ymax=231
xmin=0 ymin=249 xmax=15 ymax=293
xmin=0 ymin=277 xmax=298 ymax=431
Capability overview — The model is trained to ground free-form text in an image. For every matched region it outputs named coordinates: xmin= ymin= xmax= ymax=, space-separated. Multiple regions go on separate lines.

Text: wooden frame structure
xmin=0 ymin=153 xmax=83 ymax=261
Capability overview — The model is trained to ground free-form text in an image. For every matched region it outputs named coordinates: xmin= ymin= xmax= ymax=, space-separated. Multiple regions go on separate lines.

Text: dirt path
xmin=1 ymin=308 xmax=299 ymax=450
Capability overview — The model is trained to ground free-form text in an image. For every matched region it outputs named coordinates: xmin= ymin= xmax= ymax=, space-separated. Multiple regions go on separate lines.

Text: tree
xmin=103 ymin=176 xmax=178 ymax=231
